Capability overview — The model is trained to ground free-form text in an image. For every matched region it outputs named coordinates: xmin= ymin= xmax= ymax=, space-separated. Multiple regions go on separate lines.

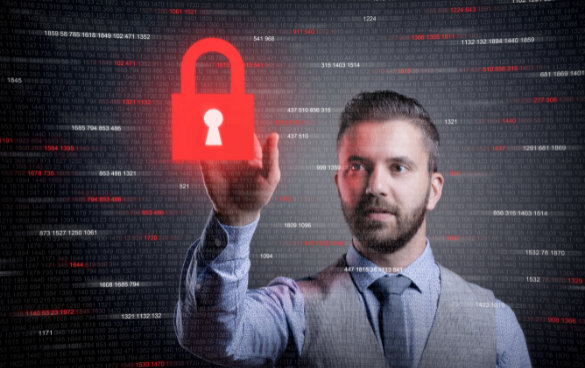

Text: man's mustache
xmin=357 ymin=197 xmax=400 ymax=216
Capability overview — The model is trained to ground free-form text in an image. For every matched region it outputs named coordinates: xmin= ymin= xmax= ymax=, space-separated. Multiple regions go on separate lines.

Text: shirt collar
xmin=346 ymin=238 xmax=436 ymax=294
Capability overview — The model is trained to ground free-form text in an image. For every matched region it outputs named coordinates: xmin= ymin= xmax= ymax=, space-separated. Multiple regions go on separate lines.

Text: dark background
xmin=1 ymin=0 xmax=584 ymax=367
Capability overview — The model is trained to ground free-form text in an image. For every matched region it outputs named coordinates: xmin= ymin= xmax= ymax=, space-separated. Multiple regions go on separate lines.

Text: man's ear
xmin=426 ymin=172 xmax=444 ymax=211
xmin=334 ymin=171 xmax=340 ymax=196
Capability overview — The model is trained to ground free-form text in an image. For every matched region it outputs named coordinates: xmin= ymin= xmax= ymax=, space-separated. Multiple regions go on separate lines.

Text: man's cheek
xmin=347 ymin=178 xmax=366 ymax=198
xmin=340 ymin=189 xmax=360 ymax=207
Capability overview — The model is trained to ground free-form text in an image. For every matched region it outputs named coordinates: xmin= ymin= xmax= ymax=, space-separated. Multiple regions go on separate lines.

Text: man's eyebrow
xmin=345 ymin=155 xmax=418 ymax=169
xmin=346 ymin=155 xmax=369 ymax=162
xmin=387 ymin=156 xmax=417 ymax=168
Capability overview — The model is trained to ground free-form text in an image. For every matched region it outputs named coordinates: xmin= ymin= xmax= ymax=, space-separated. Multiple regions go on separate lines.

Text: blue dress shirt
xmin=175 ymin=211 xmax=532 ymax=367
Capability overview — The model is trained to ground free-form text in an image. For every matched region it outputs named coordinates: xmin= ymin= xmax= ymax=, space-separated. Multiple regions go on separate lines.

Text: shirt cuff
xmin=197 ymin=209 xmax=260 ymax=264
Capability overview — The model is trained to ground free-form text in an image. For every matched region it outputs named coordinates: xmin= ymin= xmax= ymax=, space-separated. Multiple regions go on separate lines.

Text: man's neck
xmin=352 ymin=224 xmax=428 ymax=272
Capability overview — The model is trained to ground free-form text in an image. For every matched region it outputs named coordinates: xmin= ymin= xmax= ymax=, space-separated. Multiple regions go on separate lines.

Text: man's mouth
xmin=363 ymin=207 xmax=394 ymax=220
xmin=364 ymin=207 xmax=391 ymax=214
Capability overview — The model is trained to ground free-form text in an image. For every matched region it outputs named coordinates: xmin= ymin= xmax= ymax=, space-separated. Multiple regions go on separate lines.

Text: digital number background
xmin=1 ymin=0 xmax=584 ymax=367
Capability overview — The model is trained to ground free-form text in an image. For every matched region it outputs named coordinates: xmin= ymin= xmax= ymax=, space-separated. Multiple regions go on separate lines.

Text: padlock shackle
xmin=181 ymin=38 xmax=246 ymax=95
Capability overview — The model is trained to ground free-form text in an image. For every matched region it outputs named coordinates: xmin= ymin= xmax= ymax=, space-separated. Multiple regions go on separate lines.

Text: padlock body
xmin=172 ymin=93 xmax=254 ymax=161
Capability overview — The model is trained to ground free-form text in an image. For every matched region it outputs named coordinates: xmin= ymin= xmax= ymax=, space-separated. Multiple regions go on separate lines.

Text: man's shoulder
xmin=295 ymin=255 xmax=350 ymax=297
xmin=437 ymin=262 xmax=495 ymax=303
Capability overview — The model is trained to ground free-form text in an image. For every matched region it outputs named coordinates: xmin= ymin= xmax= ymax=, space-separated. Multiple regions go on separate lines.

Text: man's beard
xmin=340 ymin=186 xmax=430 ymax=254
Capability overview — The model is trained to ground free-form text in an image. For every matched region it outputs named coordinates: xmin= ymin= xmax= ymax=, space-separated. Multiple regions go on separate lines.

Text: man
xmin=174 ymin=91 xmax=532 ymax=367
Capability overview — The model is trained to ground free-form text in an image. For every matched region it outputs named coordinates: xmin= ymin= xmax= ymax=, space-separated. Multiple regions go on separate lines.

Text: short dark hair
xmin=337 ymin=90 xmax=439 ymax=173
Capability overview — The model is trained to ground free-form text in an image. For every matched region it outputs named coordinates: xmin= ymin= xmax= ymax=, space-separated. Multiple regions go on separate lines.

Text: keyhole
xmin=204 ymin=109 xmax=223 ymax=146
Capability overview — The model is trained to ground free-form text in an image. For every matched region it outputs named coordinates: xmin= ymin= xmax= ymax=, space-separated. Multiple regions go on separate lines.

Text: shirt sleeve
xmin=495 ymin=299 xmax=532 ymax=368
xmin=174 ymin=209 xmax=305 ymax=367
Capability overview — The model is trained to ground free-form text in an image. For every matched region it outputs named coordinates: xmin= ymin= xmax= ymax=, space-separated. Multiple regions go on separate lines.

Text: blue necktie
xmin=373 ymin=275 xmax=412 ymax=368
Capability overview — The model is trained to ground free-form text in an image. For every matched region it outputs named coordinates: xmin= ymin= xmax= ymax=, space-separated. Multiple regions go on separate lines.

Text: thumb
xmin=262 ymin=133 xmax=280 ymax=184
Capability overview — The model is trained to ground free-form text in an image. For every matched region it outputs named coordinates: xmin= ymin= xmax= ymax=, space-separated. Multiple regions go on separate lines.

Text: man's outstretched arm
xmin=174 ymin=210 xmax=304 ymax=367
xmin=175 ymin=214 xmax=305 ymax=366
xmin=173 ymin=132 xmax=302 ymax=365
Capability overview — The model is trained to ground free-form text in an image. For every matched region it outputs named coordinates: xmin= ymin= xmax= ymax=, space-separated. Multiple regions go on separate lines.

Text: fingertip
xmin=269 ymin=132 xmax=279 ymax=148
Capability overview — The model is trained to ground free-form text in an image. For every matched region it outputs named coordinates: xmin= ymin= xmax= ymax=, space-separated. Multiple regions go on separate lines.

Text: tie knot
xmin=373 ymin=275 xmax=411 ymax=297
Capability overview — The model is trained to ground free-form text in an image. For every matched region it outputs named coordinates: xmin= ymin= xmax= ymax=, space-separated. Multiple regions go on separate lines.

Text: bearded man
xmin=174 ymin=91 xmax=532 ymax=368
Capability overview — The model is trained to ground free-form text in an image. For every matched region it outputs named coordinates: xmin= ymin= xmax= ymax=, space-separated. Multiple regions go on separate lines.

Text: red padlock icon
xmin=172 ymin=38 xmax=254 ymax=161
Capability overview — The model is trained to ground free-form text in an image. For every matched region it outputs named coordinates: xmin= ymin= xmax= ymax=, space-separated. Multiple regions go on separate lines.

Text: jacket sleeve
xmin=174 ymin=210 xmax=305 ymax=367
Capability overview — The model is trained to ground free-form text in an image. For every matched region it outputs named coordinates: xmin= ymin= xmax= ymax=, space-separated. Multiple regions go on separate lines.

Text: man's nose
xmin=365 ymin=165 xmax=388 ymax=197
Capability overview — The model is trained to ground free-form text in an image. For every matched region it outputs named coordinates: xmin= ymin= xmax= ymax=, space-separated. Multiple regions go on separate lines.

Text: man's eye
xmin=393 ymin=165 xmax=406 ymax=172
xmin=349 ymin=164 xmax=362 ymax=171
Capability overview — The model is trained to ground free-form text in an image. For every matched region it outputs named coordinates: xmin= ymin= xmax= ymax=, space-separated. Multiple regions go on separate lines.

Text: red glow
xmin=142 ymin=210 xmax=165 ymax=215
xmin=424 ymin=5 xmax=507 ymax=14
xmin=373 ymin=65 xmax=542 ymax=75
xmin=114 ymin=60 xmax=136 ymax=66
xmin=48 ymin=261 xmax=107 ymax=269
xmin=483 ymin=66 xmax=519 ymax=72
xmin=508 ymin=96 xmax=585 ymax=104
xmin=304 ymin=240 xmax=345 ymax=246
xmin=388 ymin=33 xmax=474 ymax=41
xmin=122 ymin=235 xmax=184 ymax=241
xmin=445 ymin=171 xmax=488 ymax=176
xmin=45 ymin=145 xmax=75 ymax=151
xmin=169 ymin=8 xmax=196 ymax=15
xmin=96 ymin=99 xmax=164 ymax=105
xmin=411 ymin=34 xmax=456 ymax=41
xmin=216 ymin=62 xmax=265 ymax=68
xmin=246 ymin=62 xmax=264 ymax=68
xmin=516 ymin=316 xmax=584 ymax=324
xmin=293 ymin=29 xmax=315 ymax=35
xmin=548 ymin=317 xmax=577 ymax=324
xmin=136 ymin=362 xmax=165 ymax=368
xmin=141 ymin=7 xmax=196 ymax=14
xmin=533 ymin=97 xmax=558 ymax=103
xmin=451 ymin=7 xmax=477 ymax=13
xmin=87 ymin=196 xmax=123 ymax=203
xmin=83 ymin=196 xmax=137 ymax=203
xmin=123 ymin=99 xmax=151 ymax=105
xmin=273 ymin=29 xmax=342 ymax=35
xmin=45 ymin=259 xmax=88 ymax=268
xmin=281 ymin=241 xmax=351 ymax=246
xmin=473 ymin=118 xmax=544 ymax=124
xmin=28 ymin=170 xmax=55 ymax=176
xmin=275 ymin=120 xmax=302 ymax=125
xmin=115 ymin=361 xmax=187 ymax=368
xmin=11 ymin=309 xmax=93 ymax=317
xmin=110 ymin=210 xmax=190 ymax=216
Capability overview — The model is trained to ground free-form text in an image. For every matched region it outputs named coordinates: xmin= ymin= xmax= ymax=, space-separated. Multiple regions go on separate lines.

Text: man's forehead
xmin=338 ymin=120 xmax=426 ymax=154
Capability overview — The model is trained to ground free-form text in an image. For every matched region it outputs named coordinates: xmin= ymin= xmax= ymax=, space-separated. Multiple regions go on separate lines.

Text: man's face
xmin=334 ymin=120 xmax=442 ymax=254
